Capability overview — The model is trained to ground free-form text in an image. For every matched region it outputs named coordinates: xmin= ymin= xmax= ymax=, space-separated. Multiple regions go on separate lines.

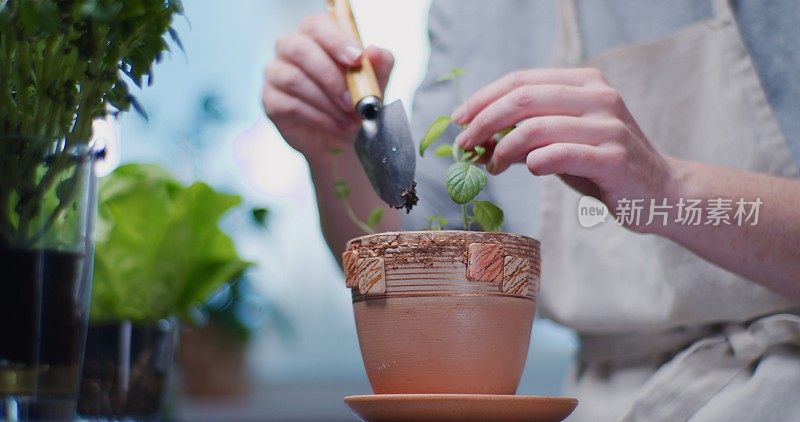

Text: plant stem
xmin=461 ymin=204 xmax=469 ymax=231
xmin=343 ymin=199 xmax=375 ymax=234
xmin=330 ymin=151 xmax=376 ymax=235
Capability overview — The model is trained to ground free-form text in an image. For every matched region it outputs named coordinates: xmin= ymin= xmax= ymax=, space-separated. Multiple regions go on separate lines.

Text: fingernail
xmin=486 ymin=161 xmax=495 ymax=174
xmin=339 ymin=91 xmax=353 ymax=112
xmin=455 ymin=131 xmax=468 ymax=148
xmin=451 ymin=105 xmax=466 ymax=124
xmin=341 ymin=46 xmax=363 ymax=65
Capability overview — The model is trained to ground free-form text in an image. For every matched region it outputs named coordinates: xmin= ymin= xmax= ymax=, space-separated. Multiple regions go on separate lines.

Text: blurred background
xmin=109 ymin=0 xmax=578 ymax=420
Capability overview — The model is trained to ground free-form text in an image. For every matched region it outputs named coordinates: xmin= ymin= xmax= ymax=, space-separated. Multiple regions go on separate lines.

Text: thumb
xmin=364 ymin=45 xmax=394 ymax=93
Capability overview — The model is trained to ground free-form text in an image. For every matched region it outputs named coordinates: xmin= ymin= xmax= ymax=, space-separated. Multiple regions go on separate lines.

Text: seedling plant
xmin=331 ymin=67 xmax=507 ymax=234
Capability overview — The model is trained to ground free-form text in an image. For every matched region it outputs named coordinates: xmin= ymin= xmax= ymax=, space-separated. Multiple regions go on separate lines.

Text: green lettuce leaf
xmin=91 ymin=163 xmax=251 ymax=322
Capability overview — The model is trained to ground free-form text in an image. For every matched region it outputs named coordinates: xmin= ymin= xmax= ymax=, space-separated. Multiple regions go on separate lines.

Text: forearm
xmin=654 ymin=157 xmax=800 ymax=300
xmin=308 ymin=148 xmax=400 ymax=262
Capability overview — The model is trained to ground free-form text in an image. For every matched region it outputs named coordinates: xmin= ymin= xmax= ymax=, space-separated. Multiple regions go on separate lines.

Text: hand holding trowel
xmin=327 ymin=0 xmax=418 ymax=212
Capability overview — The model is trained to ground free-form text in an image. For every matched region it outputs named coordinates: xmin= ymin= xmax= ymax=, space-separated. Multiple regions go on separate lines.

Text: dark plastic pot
xmin=77 ymin=319 xmax=178 ymax=421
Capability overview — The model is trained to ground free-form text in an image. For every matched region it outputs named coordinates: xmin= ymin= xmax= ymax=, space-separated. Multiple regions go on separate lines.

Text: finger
xmin=487 ymin=116 xmax=627 ymax=174
xmin=452 ymin=67 xmax=605 ymax=125
xmin=266 ymin=61 xmax=352 ymax=126
xmin=299 ymin=14 xmax=363 ymax=66
xmin=558 ymin=174 xmax=603 ymax=199
xmin=525 ymin=143 xmax=610 ymax=181
xmin=364 ymin=45 xmax=394 ymax=92
xmin=455 ymin=85 xmax=599 ymax=150
xmin=264 ymin=85 xmax=354 ymax=134
xmin=276 ymin=34 xmax=352 ymax=112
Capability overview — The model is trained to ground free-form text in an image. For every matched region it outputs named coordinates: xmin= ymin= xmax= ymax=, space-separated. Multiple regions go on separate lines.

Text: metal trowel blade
xmin=354 ymin=100 xmax=417 ymax=211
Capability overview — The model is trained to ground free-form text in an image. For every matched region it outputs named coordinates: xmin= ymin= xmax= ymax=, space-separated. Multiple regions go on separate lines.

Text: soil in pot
xmin=77 ymin=320 xmax=177 ymax=420
xmin=0 ymin=247 xmax=89 ymax=418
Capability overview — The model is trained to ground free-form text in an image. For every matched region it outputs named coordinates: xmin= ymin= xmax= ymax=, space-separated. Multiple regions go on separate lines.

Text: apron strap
xmin=579 ymin=326 xmax=717 ymax=365
xmin=620 ymin=314 xmax=800 ymax=421
xmin=554 ymin=0 xmax=583 ymax=67
xmin=711 ymin=0 xmax=736 ymax=24
xmin=556 ymin=0 xmax=734 ymax=66
xmin=710 ymin=0 xmax=797 ymax=175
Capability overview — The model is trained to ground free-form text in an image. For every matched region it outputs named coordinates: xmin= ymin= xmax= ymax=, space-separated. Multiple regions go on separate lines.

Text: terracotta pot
xmin=343 ymin=231 xmax=541 ymax=395
xmin=179 ymin=324 xmax=249 ymax=398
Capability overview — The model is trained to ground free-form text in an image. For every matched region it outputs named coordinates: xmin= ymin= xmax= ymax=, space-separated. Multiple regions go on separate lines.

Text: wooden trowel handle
xmin=327 ymin=0 xmax=382 ymax=112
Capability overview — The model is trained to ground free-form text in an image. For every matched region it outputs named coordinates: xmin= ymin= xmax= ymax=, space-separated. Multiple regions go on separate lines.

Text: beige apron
xmin=540 ymin=0 xmax=800 ymax=420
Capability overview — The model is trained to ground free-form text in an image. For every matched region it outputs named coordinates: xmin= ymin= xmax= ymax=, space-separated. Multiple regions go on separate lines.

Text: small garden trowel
xmin=328 ymin=0 xmax=418 ymax=212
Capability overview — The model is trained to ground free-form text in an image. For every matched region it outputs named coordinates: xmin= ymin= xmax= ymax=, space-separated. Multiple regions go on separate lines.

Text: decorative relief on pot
xmin=502 ymin=256 xmax=531 ymax=296
xmin=529 ymin=257 xmax=541 ymax=294
xmin=343 ymin=250 xmax=359 ymax=288
xmin=358 ymin=257 xmax=386 ymax=294
xmin=467 ymin=243 xmax=504 ymax=283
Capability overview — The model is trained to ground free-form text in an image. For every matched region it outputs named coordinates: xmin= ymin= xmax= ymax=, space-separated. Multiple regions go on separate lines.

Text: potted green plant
xmin=337 ymin=70 xmax=570 ymax=420
xmin=77 ymin=164 xmax=250 ymax=420
xmin=183 ymin=282 xmax=294 ymax=399
xmin=336 ymin=71 xmax=539 ymax=391
xmin=179 ymin=209 xmax=294 ymax=399
xmin=0 ymin=1 xmax=182 ymax=419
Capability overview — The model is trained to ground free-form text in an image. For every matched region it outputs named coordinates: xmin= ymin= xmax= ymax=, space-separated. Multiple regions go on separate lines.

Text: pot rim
xmin=345 ymin=230 xmax=540 ymax=250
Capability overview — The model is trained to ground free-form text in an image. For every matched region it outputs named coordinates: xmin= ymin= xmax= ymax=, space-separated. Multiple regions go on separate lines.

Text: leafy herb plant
xmin=0 ymin=0 xmax=184 ymax=248
xmin=419 ymin=68 xmax=506 ymax=232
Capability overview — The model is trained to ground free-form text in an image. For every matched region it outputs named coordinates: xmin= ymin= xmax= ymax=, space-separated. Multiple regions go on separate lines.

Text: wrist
xmin=646 ymin=155 xmax=696 ymax=237
xmin=305 ymin=149 xmax=335 ymax=172
xmin=305 ymin=144 xmax=361 ymax=180
xmin=662 ymin=155 xmax=694 ymax=203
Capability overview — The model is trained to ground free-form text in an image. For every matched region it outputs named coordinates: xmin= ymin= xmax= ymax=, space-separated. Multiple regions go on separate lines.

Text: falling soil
xmin=393 ymin=181 xmax=419 ymax=213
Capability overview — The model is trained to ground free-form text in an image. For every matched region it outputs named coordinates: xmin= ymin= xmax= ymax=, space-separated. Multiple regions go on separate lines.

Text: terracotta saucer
xmin=344 ymin=394 xmax=578 ymax=422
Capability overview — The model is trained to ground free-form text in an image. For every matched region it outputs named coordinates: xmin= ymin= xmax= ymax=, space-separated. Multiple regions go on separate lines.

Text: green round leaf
xmin=472 ymin=200 xmax=504 ymax=232
xmin=427 ymin=215 xmax=449 ymax=231
xmin=434 ymin=144 xmax=453 ymax=157
xmin=445 ymin=162 xmax=487 ymax=204
xmin=436 ymin=67 xmax=467 ymax=82
xmin=334 ymin=180 xmax=349 ymax=199
xmin=419 ymin=115 xmax=452 ymax=156
xmin=366 ymin=207 xmax=384 ymax=230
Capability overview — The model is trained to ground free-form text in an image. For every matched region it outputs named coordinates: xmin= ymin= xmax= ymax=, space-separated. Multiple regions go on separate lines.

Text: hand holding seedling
xmin=452 ymin=68 xmax=674 ymax=233
xmin=450 ymin=68 xmax=800 ymax=300
xmin=263 ymin=14 xmax=394 ymax=162
xmin=419 ymin=69 xmax=505 ymax=232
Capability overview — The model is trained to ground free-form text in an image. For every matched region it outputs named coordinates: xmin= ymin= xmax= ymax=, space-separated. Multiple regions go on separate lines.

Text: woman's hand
xmin=453 ymin=68 xmax=800 ymax=297
xmin=262 ymin=14 xmax=394 ymax=163
xmin=453 ymin=68 xmax=677 ymax=232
